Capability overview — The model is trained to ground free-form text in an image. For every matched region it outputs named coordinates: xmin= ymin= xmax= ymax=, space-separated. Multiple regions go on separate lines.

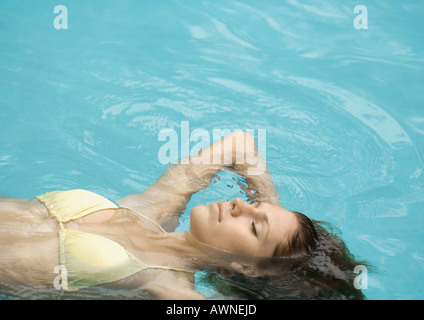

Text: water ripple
xmin=282 ymin=75 xmax=412 ymax=149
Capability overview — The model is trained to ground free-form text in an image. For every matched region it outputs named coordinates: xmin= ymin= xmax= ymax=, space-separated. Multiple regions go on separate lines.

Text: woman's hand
xmin=188 ymin=131 xmax=264 ymax=176
xmin=188 ymin=131 xmax=280 ymax=206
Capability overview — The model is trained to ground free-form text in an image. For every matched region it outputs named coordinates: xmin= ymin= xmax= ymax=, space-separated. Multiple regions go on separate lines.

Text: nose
xmin=230 ymin=197 xmax=255 ymax=218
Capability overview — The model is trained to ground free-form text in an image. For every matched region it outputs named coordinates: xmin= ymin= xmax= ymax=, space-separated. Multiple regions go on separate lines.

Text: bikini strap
xmin=119 ymin=205 xmax=168 ymax=234
xmin=147 ymin=265 xmax=195 ymax=274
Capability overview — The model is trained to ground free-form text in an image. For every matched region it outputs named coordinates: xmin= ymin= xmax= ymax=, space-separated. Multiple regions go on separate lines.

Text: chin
xmin=191 ymin=204 xmax=206 ymax=215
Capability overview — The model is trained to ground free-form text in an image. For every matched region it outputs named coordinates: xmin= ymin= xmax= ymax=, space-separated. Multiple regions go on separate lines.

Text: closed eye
xmin=251 ymin=220 xmax=257 ymax=236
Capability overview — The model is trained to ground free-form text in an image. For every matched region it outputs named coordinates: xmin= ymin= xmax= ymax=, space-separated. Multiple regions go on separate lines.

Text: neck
xmin=150 ymin=231 xmax=236 ymax=271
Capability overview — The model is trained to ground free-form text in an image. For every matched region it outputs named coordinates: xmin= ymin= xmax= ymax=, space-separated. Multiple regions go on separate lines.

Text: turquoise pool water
xmin=1 ymin=0 xmax=423 ymax=299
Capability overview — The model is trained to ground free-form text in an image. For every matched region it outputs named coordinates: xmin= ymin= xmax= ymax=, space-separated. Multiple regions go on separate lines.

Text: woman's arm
xmin=190 ymin=130 xmax=280 ymax=205
xmin=147 ymin=276 xmax=207 ymax=300
xmin=116 ymin=131 xmax=280 ymax=230
xmin=226 ymin=132 xmax=281 ymax=206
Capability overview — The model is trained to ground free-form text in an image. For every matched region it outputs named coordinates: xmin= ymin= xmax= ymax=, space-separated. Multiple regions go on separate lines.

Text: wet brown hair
xmin=273 ymin=211 xmax=319 ymax=257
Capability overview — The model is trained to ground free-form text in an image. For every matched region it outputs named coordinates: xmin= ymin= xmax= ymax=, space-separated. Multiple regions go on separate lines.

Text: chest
xmin=62 ymin=208 xmax=161 ymax=261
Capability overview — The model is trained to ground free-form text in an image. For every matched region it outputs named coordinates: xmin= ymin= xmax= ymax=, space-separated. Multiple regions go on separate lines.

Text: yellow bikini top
xmin=36 ymin=189 xmax=193 ymax=292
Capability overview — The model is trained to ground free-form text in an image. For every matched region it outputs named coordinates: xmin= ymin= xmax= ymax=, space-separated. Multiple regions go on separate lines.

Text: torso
xmin=0 ymin=198 xmax=194 ymax=299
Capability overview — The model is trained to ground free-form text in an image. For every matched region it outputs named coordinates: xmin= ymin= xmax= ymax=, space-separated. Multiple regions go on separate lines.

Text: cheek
xmin=189 ymin=210 xmax=258 ymax=255
xmin=209 ymin=223 xmax=256 ymax=254
xmin=222 ymin=229 xmax=256 ymax=254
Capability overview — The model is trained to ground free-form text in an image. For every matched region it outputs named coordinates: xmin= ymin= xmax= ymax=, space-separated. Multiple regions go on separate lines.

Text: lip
xmin=217 ymin=202 xmax=223 ymax=222
xmin=213 ymin=202 xmax=222 ymax=222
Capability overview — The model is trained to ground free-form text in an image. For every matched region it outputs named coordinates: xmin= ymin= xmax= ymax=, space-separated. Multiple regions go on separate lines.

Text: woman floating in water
xmin=0 ymin=131 xmax=366 ymax=299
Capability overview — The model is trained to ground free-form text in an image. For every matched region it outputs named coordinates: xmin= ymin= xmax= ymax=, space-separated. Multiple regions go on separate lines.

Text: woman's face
xmin=189 ymin=198 xmax=298 ymax=257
